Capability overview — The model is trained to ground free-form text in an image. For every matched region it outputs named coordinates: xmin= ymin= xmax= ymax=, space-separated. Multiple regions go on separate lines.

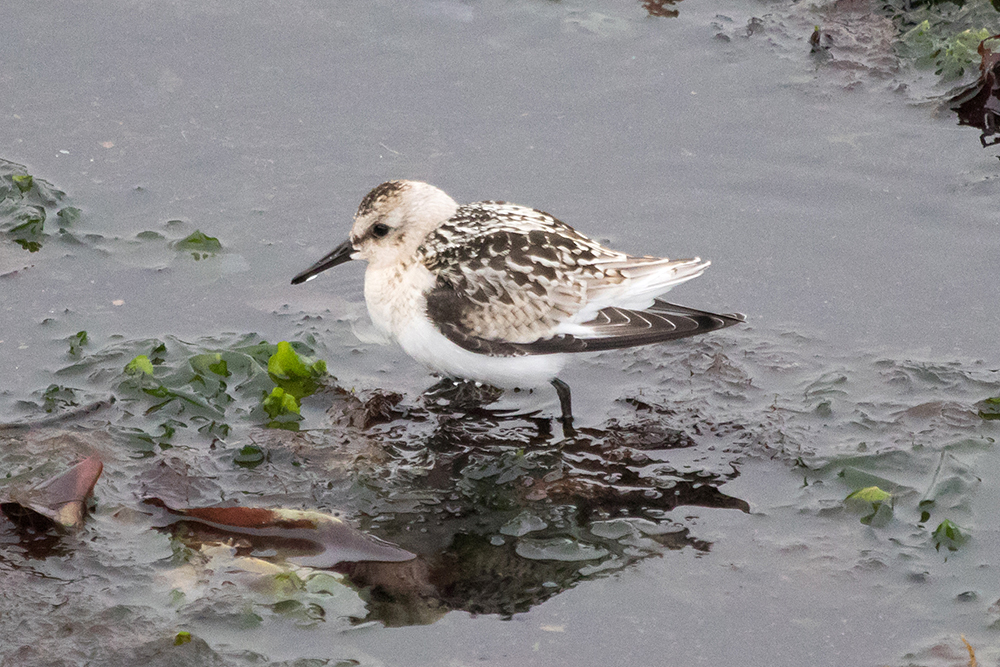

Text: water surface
xmin=2 ymin=1 xmax=1000 ymax=666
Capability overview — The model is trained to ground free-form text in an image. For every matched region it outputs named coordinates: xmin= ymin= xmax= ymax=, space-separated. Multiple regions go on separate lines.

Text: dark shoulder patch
xmin=424 ymin=282 xmax=527 ymax=358
xmin=356 ymin=181 xmax=407 ymax=217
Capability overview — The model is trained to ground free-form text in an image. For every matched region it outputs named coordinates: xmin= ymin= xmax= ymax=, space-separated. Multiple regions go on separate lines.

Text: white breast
xmin=363 ymin=260 xmax=435 ymax=338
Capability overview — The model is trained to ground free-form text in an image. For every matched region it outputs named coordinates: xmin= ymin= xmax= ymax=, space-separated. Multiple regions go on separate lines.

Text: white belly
xmin=397 ymin=315 xmax=566 ymax=388
xmin=363 ymin=261 xmax=565 ymax=388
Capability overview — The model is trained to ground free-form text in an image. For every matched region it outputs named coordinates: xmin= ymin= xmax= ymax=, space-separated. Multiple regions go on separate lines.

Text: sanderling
xmin=292 ymin=180 xmax=744 ymax=423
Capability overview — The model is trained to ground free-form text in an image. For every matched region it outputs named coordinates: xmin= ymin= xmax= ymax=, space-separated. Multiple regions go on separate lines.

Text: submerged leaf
xmin=143 ymin=499 xmax=416 ymax=567
xmin=190 ymin=352 xmax=230 ymax=378
xmin=2 ymin=457 xmax=104 ymax=529
xmin=845 ymin=486 xmax=892 ymax=504
xmin=0 ymin=161 xmax=69 ymax=251
xmin=14 ymin=238 xmax=41 ymax=252
xmin=12 ymin=174 xmax=33 ymax=193
xmin=266 ymin=341 xmax=327 ymax=400
xmin=172 ymin=230 xmax=222 ymax=259
xmin=234 ymin=444 xmax=267 ymax=469
xmin=125 ymin=354 xmax=155 ymax=376
xmin=149 ymin=342 xmax=168 ymax=365
xmin=859 ymin=502 xmax=894 ymax=527
xmin=976 ymin=395 xmax=1000 ymax=420
xmin=4 ymin=204 xmax=45 ymax=236
xmin=54 ymin=334 xmax=326 ymax=445
xmin=41 ymin=384 xmax=80 ymax=413
xmin=68 ymin=330 xmax=89 ymax=357
xmin=268 ymin=342 xmax=326 ymax=383
xmin=899 ymin=21 xmax=992 ymax=81
xmin=844 ymin=485 xmax=894 ymax=526
xmin=56 ymin=206 xmax=81 ymax=227
xmin=837 ymin=466 xmax=903 ymax=493
xmin=263 ymin=386 xmax=300 ymax=419
xmin=932 ymin=519 xmax=968 ymax=551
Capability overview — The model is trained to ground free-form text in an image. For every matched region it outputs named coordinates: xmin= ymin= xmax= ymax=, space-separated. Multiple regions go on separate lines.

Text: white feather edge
xmin=562 ymin=257 xmax=710 ymax=331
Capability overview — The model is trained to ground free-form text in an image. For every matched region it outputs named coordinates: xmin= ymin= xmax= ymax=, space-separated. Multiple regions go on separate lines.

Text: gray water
xmin=2 ymin=1 xmax=1000 ymax=666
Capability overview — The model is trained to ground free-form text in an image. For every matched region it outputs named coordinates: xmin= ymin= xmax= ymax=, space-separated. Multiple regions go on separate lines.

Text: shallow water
xmin=2 ymin=1 xmax=1000 ymax=666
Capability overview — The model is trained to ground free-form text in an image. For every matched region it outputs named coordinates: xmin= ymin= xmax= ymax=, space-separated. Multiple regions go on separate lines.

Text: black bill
xmin=291 ymin=239 xmax=355 ymax=285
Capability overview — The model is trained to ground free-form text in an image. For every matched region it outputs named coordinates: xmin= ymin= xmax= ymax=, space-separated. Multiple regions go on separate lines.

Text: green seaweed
xmin=234 ymin=444 xmax=267 ymax=469
xmin=56 ymin=206 xmax=81 ymax=228
xmin=0 ymin=159 xmax=72 ymax=251
xmin=35 ymin=333 xmax=331 ymax=449
xmin=898 ymin=21 xmax=992 ymax=80
xmin=844 ymin=485 xmax=894 ymax=526
xmin=267 ymin=341 xmax=328 ymax=401
xmin=932 ymin=518 xmax=968 ymax=551
xmin=172 ymin=230 xmax=222 ymax=260
xmin=845 ymin=485 xmax=892 ymax=504
xmin=68 ymin=331 xmax=89 ymax=357
xmin=12 ymin=174 xmax=33 ymax=194
xmin=976 ymin=395 xmax=1000 ymax=420
xmin=263 ymin=386 xmax=301 ymax=419
xmin=125 ymin=354 xmax=155 ymax=376
xmin=40 ymin=384 xmax=80 ymax=413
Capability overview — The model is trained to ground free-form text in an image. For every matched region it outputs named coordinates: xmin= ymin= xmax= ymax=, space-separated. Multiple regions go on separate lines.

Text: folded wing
xmin=432 ymin=299 xmax=745 ymax=357
xmin=420 ymin=204 xmax=743 ymax=357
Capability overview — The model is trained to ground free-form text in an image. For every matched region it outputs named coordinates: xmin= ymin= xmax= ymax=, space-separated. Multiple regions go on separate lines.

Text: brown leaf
xmin=2 ymin=456 xmax=103 ymax=529
xmin=143 ymin=498 xmax=415 ymax=567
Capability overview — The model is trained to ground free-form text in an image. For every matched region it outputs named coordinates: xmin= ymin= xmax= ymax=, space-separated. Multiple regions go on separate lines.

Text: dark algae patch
xmin=951 ymin=33 xmax=1000 ymax=146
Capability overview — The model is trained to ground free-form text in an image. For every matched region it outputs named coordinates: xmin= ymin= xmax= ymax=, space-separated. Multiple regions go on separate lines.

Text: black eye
xmin=372 ymin=223 xmax=390 ymax=238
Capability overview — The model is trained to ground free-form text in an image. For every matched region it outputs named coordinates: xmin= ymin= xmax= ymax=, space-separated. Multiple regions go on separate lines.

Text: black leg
xmin=550 ymin=378 xmax=574 ymax=429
